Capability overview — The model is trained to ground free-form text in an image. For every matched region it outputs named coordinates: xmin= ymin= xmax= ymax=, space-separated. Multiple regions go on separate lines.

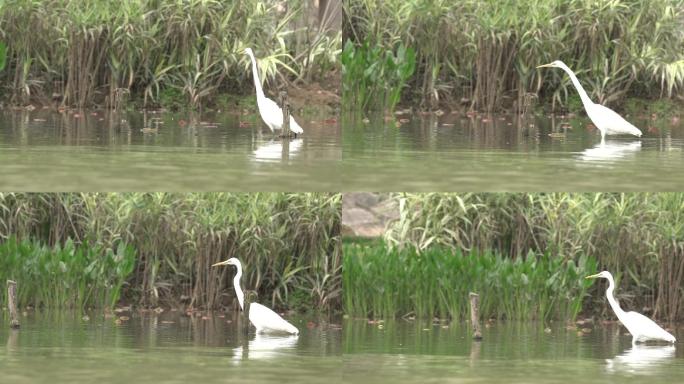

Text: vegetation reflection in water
xmin=0 ymin=311 xmax=341 ymax=384
xmin=343 ymin=319 xmax=684 ymax=384
xmin=0 ymin=110 xmax=341 ymax=190
xmin=341 ymin=112 xmax=684 ymax=191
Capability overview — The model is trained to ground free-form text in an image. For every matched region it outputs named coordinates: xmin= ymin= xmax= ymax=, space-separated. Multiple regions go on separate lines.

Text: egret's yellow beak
xmin=585 ymin=273 xmax=601 ymax=279
xmin=537 ymin=63 xmax=553 ymax=68
xmin=212 ymin=260 xmax=230 ymax=267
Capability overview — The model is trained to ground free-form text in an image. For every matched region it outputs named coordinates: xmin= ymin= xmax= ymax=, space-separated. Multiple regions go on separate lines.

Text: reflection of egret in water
xmin=606 ymin=345 xmax=675 ymax=375
xmin=578 ymin=140 xmax=641 ymax=163
xmin=233 ymin=333 xmax=299 ymax=362
xmin=253 ymin=138 xmax=303 ymax=162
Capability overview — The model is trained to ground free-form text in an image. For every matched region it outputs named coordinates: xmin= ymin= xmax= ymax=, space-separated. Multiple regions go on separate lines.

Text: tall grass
xmin=344 ymin=242 xmax=596 ymax=321
xmin=0 ymin=193 xmax=341 ymax=313
xmin=344 ymin=0 xmax=684 ymax=112
xmin=0 ymin=0 xmax=341 ymax=108
xmin=380 ymin=193 xmax=684 ymax=322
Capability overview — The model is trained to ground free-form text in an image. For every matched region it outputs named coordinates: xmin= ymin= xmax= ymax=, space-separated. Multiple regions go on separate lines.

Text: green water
xmin=2 ymin=313 xmax=682 ymax=383
xmin=344 ymin=319 xmax=684 ymax=383
xmin=342 ymin=113 xmax=684 ymax=191
xmin=0 ymin=110 xmax=340 ymax=191
xmin=0 ymin=312 xmax=341 ymax=383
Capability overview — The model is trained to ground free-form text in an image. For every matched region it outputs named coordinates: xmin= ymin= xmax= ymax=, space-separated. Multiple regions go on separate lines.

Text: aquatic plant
xmin=0 ymin=237 xmax=135 ymax=310
xmin=341 ymin=39 xmax=415 ymax=111
xmin=344 ymin=242 xmax=596 ymax=321
xmin=344 ymin=0 xmax=684 ymax=112
xmin=0 ymin=193 xmax=341 ymax=313
xmin=381 ymin=193 xmax=684 ymax=322
xmin=0 ymin=42 xmax=6 ymax=71
xmin=0 ymin=0 xmax=340 ymax=108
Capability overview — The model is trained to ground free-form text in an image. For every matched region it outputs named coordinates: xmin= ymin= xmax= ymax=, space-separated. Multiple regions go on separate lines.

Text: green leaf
xmin=0 ymin=42 xmax=7 ymax=72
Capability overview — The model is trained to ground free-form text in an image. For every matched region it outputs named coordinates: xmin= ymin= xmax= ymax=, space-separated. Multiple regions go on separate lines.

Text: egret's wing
xmin=258 ymin=97 xmax=304 ymax=134
xmin=249 ymin=303 xmax=299 ymax=334
xmin=588 ymin=104 xmax=642 ymax=136
xmin=258 ymin=97 xmax=284 ymax=130
xmin=289 ymin=115 xmax=304 ymax=134
xmin=625 ymin=311 xmax=675 ymax=341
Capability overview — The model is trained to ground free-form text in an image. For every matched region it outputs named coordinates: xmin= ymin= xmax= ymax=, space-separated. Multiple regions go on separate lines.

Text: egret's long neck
xmin=605 ymin=275 xmax=627 ymax=321
xmin=559 ymin=64 xmax=593 ymax=108
xmin=247 ymin=52 xmax=265 ymax=101
xmin=232 ymin=263 xmax=245 ymax=311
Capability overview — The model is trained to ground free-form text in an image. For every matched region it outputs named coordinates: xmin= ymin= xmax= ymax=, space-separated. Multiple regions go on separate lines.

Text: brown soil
xmin=289 ymin=70 xmax=340 ymax=110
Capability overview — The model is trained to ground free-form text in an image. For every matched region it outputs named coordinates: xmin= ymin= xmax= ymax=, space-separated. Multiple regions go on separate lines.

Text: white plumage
xmin=586 ymin=271 xmax=675 ymax=345
xmin=245 ymin=48 xmax=304 ymax=135
xmin=537 ymin=60 xmax=642 ymax=141
xmin=213 ymin=257 xmax=299 ymax=335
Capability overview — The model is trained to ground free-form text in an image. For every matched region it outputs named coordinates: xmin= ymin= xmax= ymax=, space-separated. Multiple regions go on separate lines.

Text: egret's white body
xmin=213 ymin=257 xmax=299 ymax=334
xmin=245 ymin=48 xmax=303 ymax=135
xmin=587 ymin=271 xmax=676 ymax=345
xmin=537 ymin=61 xmax=642 ymax=141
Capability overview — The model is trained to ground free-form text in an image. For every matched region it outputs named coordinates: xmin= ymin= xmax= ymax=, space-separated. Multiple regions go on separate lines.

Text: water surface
xmin=0 ymin=311 xmax=341 ymax=383
xmin=344 ymin=319 xmax=683 ymax=383
xmin=0 ymin=109 xmax=340 ymax=191
xmin=342 ymin=112 xmax=684 ymax=191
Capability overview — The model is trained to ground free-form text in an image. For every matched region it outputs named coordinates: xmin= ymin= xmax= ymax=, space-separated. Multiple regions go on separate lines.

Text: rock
xmin=342 ymin=193 xmax=397 ymax=238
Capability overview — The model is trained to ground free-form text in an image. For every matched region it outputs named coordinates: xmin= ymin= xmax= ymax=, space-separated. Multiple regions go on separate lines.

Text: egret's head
xmin=244 ymin=48 xmax=254 ymax=56
xmin=585 ymin=271 xmax=611 ymax=280
xmin=537 ymin=60 xmax=565 ymax=69
xmin=212 ymin=257 xmax=239 ymax=268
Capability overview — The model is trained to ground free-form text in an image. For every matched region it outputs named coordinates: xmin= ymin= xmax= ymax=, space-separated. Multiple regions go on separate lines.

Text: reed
xmin=0 ymin=0 xmax=341 ymax=108
xmin=344 ymin=242 xmax=596 ymax=321
xmin=343 ymin=0 xmax=684 ymax=112
xmin=0 ymin=193 xmax=341 ymax=313
xmin=380 ymin=193 xmax=684 ymax=321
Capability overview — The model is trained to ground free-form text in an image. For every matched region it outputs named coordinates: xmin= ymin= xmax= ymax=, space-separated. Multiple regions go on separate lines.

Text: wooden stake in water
xmin=469 ymin=292 xmax=482 ymax=340
xmin=279 ymin=90 xmax=291 ymax=138
xmin=7 ymin=280 xmax=20 ymax=329
xmin=241 ymin=290 xmax=257 ymax=335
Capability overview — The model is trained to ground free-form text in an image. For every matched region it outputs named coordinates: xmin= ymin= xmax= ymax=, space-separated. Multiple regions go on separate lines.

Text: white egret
xmin=213 ymin=257 xmax=299 ymax=334
xmin=245 ymin=48 xmax=304 ymax=136
xmin=537 ymin=61 xmax=642 ymax=141
xmin=586 ymin=271 xmax=676 ymax=344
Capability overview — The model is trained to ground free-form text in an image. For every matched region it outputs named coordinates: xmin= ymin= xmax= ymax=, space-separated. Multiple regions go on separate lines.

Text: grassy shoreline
xmin=0 ymin=193 xmax=342 ymax=315
xmin=343 ymin=0 xmax=684 ymax=112
xmin=343 ymin=193 xmax=684 ymax=322
xmin=0 ymin=0 xmax=341 ymax=109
